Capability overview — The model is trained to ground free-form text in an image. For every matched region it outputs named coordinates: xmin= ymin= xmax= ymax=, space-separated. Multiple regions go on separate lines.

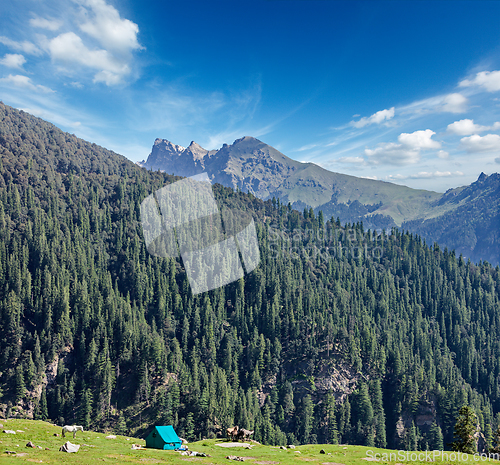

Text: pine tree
xmin=14 ymin=365 xmax=26 ymax=403
xmin=429 ymin=421 xmax=444 ymax=450
xmin=185 ymin=412 xmax=195 ymax=440
xmin=298 ymin=395 xmax=314 ymax=444
xmin=38 ymin=386 xmax=48 ymax=421
xmin=325 ymin=390 xmax=338 ymax=444
xmin=452 ymin=406 xmax=477 ymax=454
xmin=115 ymin=411 xmax=127 ymax=435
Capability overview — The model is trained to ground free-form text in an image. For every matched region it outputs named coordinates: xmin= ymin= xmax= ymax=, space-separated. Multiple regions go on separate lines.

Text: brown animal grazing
xmin=226 ymin=426 xmax=239 ymax=440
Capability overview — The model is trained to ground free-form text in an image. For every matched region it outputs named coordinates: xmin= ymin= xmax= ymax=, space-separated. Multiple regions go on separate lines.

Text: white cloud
xmin=386 ymin=174 xmax=409 ymax=181
xmin=336 ymin=156 xmax=365 ymax=164
xmin=447 ymin=119 xmax=500 ymax=136
xmin=441 ymin=93 xmax=468 ymax=113
xmin=386 ymin=171 xmax=463 ymax=181
xmin=0 ymin=54 xmax=26 ymax=70
xmin=351 ymin=107 xmax=395 ymax=128
xmin=364 ymin=129 xmax=441 ymax=166
xmin=410 ymin=171 xmax=463 ymax=179
xmin=437 ymin=150 xmax=449 ymax=159
xmin=77 ymin=0 xmax=141 ymax=54
xmin=460 ymin=70 xmax=500 ymax=92
xmin=47 ymin=32 xmax=130 ymax=85
xmin=295 ymin=143 xmax=319 ymax=152
xmin=0 ymin=74 xmax=54 ymax=93
xmin=1 ymin=0 xmax=142 ymax=87
xmin=460 ymin=134 xmax=500 ymax=153
xmin=495 ymin=157 xmax=500 ymax=164
xmin=398 ymin=129 xmax=441 ymax=150
xmin=0 ymin=36 xmax=41 ymax=55
xmin=365 ymin=142 xmax=420 ymax=165
xmin=30 ymin=16 xmax=63 ymax=31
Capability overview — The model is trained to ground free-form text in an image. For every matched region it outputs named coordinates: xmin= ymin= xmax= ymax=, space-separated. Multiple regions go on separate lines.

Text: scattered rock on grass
xmin=59 ymin=441 xmax=80 ymax=453
xmin=26 ymin=441 xmax=36 ymax=448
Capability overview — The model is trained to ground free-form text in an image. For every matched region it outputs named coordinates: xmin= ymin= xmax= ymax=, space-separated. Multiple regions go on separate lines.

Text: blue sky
xmin=1 ymin=0 xmax=500 ymax=192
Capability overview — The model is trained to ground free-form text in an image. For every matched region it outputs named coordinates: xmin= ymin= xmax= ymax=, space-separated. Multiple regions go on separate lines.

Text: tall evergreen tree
xmin=452 ymin=406 xmax=477 ymax=454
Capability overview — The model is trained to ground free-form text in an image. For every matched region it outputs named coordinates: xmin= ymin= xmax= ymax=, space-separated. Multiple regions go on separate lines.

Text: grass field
xmin=0 ymin=419 xmax=498 ymax=465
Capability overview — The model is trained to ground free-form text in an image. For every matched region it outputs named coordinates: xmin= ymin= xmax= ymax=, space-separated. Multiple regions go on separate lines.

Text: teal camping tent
xmin=145 ymin=425 xmax=182 ymax=450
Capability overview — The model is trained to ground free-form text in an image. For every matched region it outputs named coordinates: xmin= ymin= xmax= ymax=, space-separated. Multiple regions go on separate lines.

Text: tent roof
xmin=153 ymin=425 xmax=181 ymax=443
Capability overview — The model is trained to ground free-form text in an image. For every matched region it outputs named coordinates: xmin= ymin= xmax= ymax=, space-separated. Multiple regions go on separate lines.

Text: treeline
xmin=1 ymin=102 xmax=500 ymax=450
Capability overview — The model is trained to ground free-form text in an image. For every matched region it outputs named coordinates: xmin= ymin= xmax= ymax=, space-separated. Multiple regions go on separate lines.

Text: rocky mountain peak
xmin=153 ymin=138 xmax=185 ymax=153
xmin=185 ymin=141 xmax=208 ymax=161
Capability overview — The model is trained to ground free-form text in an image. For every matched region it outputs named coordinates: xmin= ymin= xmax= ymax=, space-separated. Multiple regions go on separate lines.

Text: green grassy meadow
xmin=0 ymin=419 xmax=497 ymax=465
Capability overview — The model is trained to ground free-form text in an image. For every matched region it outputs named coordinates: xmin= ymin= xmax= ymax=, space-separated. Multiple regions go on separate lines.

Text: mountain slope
xmin=141 ymin=136 xmax=441 ymax=227
xmin=2 ymin=102 xmax=500 ymax=451
xmin=403 ymin=172 xmax=500 ymax=265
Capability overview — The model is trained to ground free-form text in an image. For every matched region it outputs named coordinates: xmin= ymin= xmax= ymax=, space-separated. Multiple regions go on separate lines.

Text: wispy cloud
xmin=335 ymin=156 xmax=365 ymax=164
xmin=386 ymin=171 xmax=464 ymax=181
xmin=29 ymin=16 xmax=63 ymax=31
xmin=0 ymin=74 xmax=54 ymax=93
xmin=0 ymin=36 xmax=41 ymax=55
xmin=350 ymin=107 xmax=395 ymax=128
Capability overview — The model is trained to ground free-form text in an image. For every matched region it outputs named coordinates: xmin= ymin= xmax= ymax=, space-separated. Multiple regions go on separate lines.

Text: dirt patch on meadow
xmin=216 ymin=442 xmax=251 ymax=447
xmin=253 ymin=462 xmax=280 ymax=464
xmin=180 ymin=459 xmax=215 ymax=462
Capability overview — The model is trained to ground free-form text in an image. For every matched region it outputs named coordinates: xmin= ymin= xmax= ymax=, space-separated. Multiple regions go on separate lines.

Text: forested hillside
xmin=1 ymin=102 xmax=500 ymax=450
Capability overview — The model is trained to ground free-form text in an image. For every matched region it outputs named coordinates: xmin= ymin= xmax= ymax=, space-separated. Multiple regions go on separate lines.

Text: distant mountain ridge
xmin=140 ymin=136 xmax=441 ymax=228
xmin=403 ymin=172 xmax=500 ymax=265
xmin=141 ymin=136 xmax=500 ymax=265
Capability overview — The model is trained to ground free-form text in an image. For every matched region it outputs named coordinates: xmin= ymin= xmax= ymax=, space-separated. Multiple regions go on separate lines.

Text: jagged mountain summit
xmin=140 ymin=136 xmax=440 ymax=229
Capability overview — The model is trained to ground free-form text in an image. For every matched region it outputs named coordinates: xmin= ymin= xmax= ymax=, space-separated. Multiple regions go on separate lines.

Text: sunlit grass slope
xmin=1 ymin=419 xmax=498 ymax=465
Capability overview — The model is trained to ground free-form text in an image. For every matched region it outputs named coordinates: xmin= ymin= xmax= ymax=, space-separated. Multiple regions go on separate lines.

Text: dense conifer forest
xmin=1 ymin=102 xmax=500 ymax=450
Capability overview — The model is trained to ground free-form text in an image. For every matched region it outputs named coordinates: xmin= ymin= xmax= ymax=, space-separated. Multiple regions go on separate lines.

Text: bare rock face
xmin=144 ymin=139 xmax=186 ymax=173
